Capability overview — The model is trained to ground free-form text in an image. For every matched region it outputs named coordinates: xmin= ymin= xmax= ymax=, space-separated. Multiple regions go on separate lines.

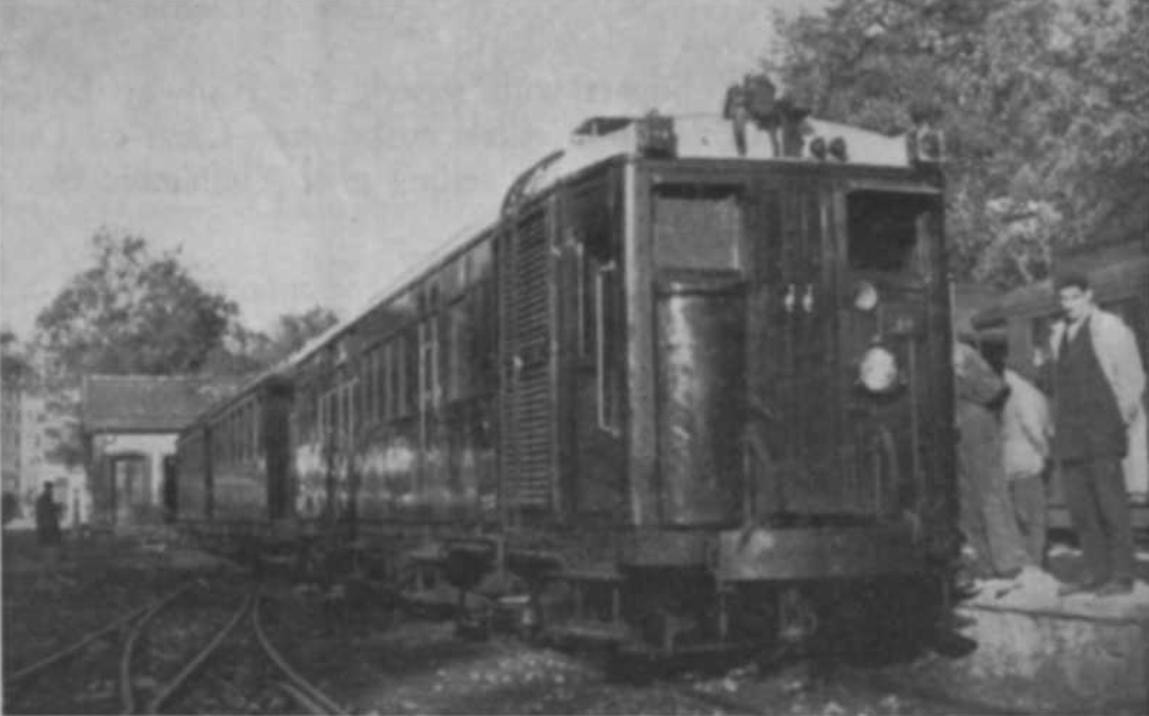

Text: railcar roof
xmin=276 ymin=112 xmax=915 ymax=373
xmin=520 ymin=114 xmax=914 ymax=201
xmin=282 ymin=219 xmax=495 ymax=372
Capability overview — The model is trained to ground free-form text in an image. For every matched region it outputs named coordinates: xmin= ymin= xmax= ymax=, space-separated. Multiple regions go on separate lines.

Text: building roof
xmin=80 ymin=374 xmax=241 ymax=434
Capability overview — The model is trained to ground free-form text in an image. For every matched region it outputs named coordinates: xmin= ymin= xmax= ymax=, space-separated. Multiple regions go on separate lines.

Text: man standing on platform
xmin=1043 ymin=273 xmax=1145 ymax=597
xmin=1001 ymin=364 xmax=1053 ymax=567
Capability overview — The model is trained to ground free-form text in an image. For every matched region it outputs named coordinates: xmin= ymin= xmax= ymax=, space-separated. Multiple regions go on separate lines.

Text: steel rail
xmin=277 ymin=680 xmax=331 ymax=715
xmin=145 ymin=593 xmax=254 ymax=714
xmin=5 ymin=582 xmax=196 ymax=686
xmin=119 ymin=583 xmax=197 ymax=714
xmin=251 ymin=595 xmax=346 ymax=715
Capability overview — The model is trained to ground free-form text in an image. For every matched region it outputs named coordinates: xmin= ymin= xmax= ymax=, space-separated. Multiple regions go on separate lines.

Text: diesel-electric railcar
xmin=176 ymin=77 xmax=959 ymax=658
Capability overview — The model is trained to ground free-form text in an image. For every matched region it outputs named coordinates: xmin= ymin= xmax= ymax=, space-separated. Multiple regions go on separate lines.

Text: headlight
xmin=853 ymin=281 xmax=879 ymax=311
xmin=859 ymin=345 xmax=899 ymax=393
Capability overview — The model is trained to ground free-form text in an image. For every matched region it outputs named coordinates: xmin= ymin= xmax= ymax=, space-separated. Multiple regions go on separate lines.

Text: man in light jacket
xmin=1001 ymin=365 xmax=1052 ymax=567
xmin=1042 ymin=272 xmax=1146 ymax=596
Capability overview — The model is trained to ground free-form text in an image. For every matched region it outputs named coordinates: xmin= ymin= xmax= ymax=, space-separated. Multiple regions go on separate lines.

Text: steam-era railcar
xmin=176 ymin=77 xmax=959 ymax=659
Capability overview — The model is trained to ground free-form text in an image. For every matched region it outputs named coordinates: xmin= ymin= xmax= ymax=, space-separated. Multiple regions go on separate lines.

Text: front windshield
xmin=846 ymin=190 xmax=941 ymax=275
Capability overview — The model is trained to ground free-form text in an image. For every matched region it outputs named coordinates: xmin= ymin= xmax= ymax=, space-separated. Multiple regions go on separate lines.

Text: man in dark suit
xmin=1042 ymin=273 xmax=1145 ymax=597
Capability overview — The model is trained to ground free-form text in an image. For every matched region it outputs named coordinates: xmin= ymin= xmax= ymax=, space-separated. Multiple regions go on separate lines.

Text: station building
xmin=81 ymin=375 xmax=236 ymax=527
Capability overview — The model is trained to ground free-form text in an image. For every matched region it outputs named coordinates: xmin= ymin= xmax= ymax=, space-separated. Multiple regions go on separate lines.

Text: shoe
xmin=1057 ymin=577 xmax=1106 ymax=596
xmin=1093 ymin=579 xmax=1134 ymax=597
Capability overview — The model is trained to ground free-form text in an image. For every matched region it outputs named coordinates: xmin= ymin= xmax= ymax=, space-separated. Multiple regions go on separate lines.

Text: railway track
xmin=4 ymin=579 xmax=345 ymax=715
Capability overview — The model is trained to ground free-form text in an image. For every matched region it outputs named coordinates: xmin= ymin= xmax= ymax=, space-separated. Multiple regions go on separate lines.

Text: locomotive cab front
xmin=442 ymin=97 xmax=959 ymax=659
xmin=621 ymin=159 xmax=954 ymax=570
xmin=569 ymin=110 xmax=959 ymax=656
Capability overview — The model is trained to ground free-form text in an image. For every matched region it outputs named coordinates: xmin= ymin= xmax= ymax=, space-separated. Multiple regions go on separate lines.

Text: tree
xmin=36 ymin=229 xmax=238 ymax=377
xmin=768 ymin=0 xmax=1148 ymax=288
xmin=34 ymin=229 xmax=239 ymax=469
xmin=263 ymin=306 xmax=340 ymax=364
xmin=202 ymin=306 xmax=340 ymax=375
xmin=1 ymin=329 xmax=33 ymax=389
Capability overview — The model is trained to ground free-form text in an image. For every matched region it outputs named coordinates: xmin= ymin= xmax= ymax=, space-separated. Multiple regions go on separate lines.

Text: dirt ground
xmin=4 ymin=526 xmax=1146 ymax=715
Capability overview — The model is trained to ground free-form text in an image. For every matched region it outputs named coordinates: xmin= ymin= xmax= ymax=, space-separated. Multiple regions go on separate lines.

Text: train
xmin=175 ymin=75 xmax=962 ymax=662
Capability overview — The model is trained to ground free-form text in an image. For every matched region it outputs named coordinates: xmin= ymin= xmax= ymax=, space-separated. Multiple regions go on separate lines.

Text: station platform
xmin=914 ymin=569 xmax=1149 ymax=713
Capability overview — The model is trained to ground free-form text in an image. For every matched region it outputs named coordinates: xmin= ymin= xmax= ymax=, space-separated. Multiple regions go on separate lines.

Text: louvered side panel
xmin=498 ymin=212 xmax=556 ymax=510
xmin=497 ymin=227 xmax=519 ymax=511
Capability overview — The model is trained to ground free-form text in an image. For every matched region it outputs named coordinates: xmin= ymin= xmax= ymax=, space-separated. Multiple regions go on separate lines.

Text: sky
xmin=1 ymin=0 xmax=822 ymax=340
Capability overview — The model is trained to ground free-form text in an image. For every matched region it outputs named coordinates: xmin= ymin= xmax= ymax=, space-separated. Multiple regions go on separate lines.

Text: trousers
xmin=1007 ymin=472 xmax=1047 ymax=567
xmin=1061 ymin=458 xmax=1136 ymax=582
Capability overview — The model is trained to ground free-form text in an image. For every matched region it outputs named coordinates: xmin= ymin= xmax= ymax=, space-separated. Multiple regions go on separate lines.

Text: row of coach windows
xmin=303 ymin=241 xmax=497 ymax=443
xmin=316 ymin=383 xmax=355 ymax=444
xmin=358 ymin=333 xmax=414 ymax=425
xmin=350 ymin=278 xmax=493 ymax=427
xmin=217 ymin=401 xmax=259 ymax=464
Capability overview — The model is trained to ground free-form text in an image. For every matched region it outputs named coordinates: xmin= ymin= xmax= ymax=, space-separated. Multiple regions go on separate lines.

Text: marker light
xmin=636 ymin=112 xmax=677 ymax=158
xmin=859 ymin=345 xmax=899 ymax=393
xmin=853 ymin=281 xmax=879 ymax=311
xmin=809 ymin=136 xmax=827 ymax=160
xmin=829 ymin=136 xmax=848 ymax=162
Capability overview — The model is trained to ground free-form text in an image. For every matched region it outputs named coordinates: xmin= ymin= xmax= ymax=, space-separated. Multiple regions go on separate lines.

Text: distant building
xmin=81 ymin=375 xmax=237 ymax=526
xmin=1 ymin=378 xmax=20 ymax=497
xmin=2 ymin=338 xmax=33 ymax=520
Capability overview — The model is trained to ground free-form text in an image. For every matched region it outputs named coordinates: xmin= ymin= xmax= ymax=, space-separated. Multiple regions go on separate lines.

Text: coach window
xmin=361 ymin=353 xmax=372 ymax=424
xmin=846 ymin=190 xmax=939 ymax=275
xmin=386 ymin=342 xmax=395 ymax=420
xmin=596 ymin=258 xmax=623 ymax=434
xmin=229 ymin=411 xmax=238 ymax=464
xmin=370 ymin=348 xmax=381 ymax=423
xmin=569 ymin=183 xmax=624 ymax=433
xmin=375 ymin=347 xmax=385 ymax=421
xmin=317 ymin=392 xmax=328 ymax=445
xmin=238 ymin=406 xmax=247 ymax=462
xmin=390 ymin=334 xmax=403 ymax=417
xmin=405 ymin=327 xmax=419 ymax=415
xmin=246 ymin=403 xmax=254 ymax=460
xmin=577 ymin=241 xmax=594 ymax=358
xmin=389 ymin=338 xmax=400 ymax=418
xmin=388 ymin=337 xmax=399 ymax=417
xmin=334 ymin=385 xmax=346 ymax=444
xmin=234 ymin=408 xmax=242 ymax=462
xmin=239 ymin=405 xmax=248 ymax=461
xmin=379 ymin=347 xmax=387 ymax=419
xmin=233 ymin=411 xmax=241 ymax=462
xmin=224 ymin=412 xmax=233 ymax=464
xmin=253 ymin=403 xmax=261 ymax=456
xmin=420 ymin=318 xmax=439 ymax=409
xmin=345 ymin=381 xmax=356 ymax=445
xmin=653 ymin=184 xmax=744 ymax=270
